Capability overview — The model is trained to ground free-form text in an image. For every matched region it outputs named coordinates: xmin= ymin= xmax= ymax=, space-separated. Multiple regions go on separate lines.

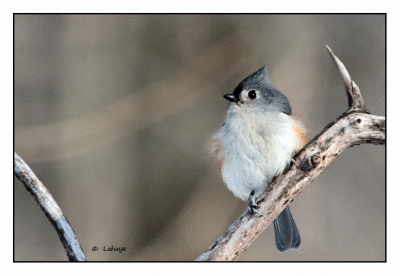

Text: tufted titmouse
xmin=208 ymin=66 xmax=309 ymax=252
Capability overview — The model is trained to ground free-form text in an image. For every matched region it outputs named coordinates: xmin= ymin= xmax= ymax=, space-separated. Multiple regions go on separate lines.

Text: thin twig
xmin=14 ymin=152 xmax=86 ymax=261
xmin=196 ymin=46 xmax=385 ymax=261
xmin=326 ymin=45 xmax=367 ymax=112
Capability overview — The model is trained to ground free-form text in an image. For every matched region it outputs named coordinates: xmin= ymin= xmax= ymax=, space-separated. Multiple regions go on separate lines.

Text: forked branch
xmin=326 ymin=45 xmax=367 ymax=113
xmin=196 ymin=46 xmax=385 ymax=261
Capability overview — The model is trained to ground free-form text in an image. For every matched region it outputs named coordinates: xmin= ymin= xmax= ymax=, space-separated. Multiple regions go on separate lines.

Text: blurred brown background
xmin=14 ymin=14 xmax=385 ymax=261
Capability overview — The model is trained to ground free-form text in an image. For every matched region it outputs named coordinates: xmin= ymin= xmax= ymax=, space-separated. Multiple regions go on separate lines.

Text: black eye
xmin=248 ymin=90 xmax=256 ymax=100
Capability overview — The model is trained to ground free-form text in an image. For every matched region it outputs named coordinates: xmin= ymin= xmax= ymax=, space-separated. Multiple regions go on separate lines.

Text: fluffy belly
xmin=218 ymin=112 xmax=300 ymax=200
xmin=221 ymin=138 xmax=293 ymax=200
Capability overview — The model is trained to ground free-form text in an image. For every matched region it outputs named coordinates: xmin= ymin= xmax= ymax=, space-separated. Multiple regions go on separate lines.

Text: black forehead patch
xmin=232 ymin=83 xmax=243 ymax=99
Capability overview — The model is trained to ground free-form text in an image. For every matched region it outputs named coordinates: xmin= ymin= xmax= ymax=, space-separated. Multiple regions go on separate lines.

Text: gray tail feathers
xmin=273 ymin=205 xmax=301 ymax=252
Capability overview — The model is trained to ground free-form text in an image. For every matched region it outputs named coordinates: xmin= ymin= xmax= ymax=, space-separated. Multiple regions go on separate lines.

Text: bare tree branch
xmin=196 ymin=46 xmax=385 ymax=261
xmin=326 ymin=45 xmax=367 ymax=113
xmin=14 ymin=152 xmax=86 ymax=261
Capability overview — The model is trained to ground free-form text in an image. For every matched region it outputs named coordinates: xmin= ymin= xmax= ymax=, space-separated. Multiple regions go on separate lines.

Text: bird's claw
xmin=291 ymin=157 xmax=299 ymax=169
xmin=247 ymin=189 xmax=262 ymax=217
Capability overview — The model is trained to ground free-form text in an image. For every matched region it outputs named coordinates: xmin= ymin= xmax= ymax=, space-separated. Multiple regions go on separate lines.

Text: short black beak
xmin=223 ymin=94 xmax=239 ymax=103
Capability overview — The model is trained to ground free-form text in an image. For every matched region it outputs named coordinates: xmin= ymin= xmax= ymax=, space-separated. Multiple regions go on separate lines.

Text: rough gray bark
xmin=196 ymin=46 xmax=385 ymax=261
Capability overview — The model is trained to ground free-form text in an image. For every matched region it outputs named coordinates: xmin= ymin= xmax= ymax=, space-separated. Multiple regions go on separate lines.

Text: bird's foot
xmin=247 ymin=189 xmax=262 ymax=217
xmin=291 ymin=157 xmax=299 ymax=169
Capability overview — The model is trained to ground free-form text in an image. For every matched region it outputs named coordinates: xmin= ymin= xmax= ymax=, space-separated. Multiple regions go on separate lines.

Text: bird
xmin=207 ymin=66 xmax=309 ymax=252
